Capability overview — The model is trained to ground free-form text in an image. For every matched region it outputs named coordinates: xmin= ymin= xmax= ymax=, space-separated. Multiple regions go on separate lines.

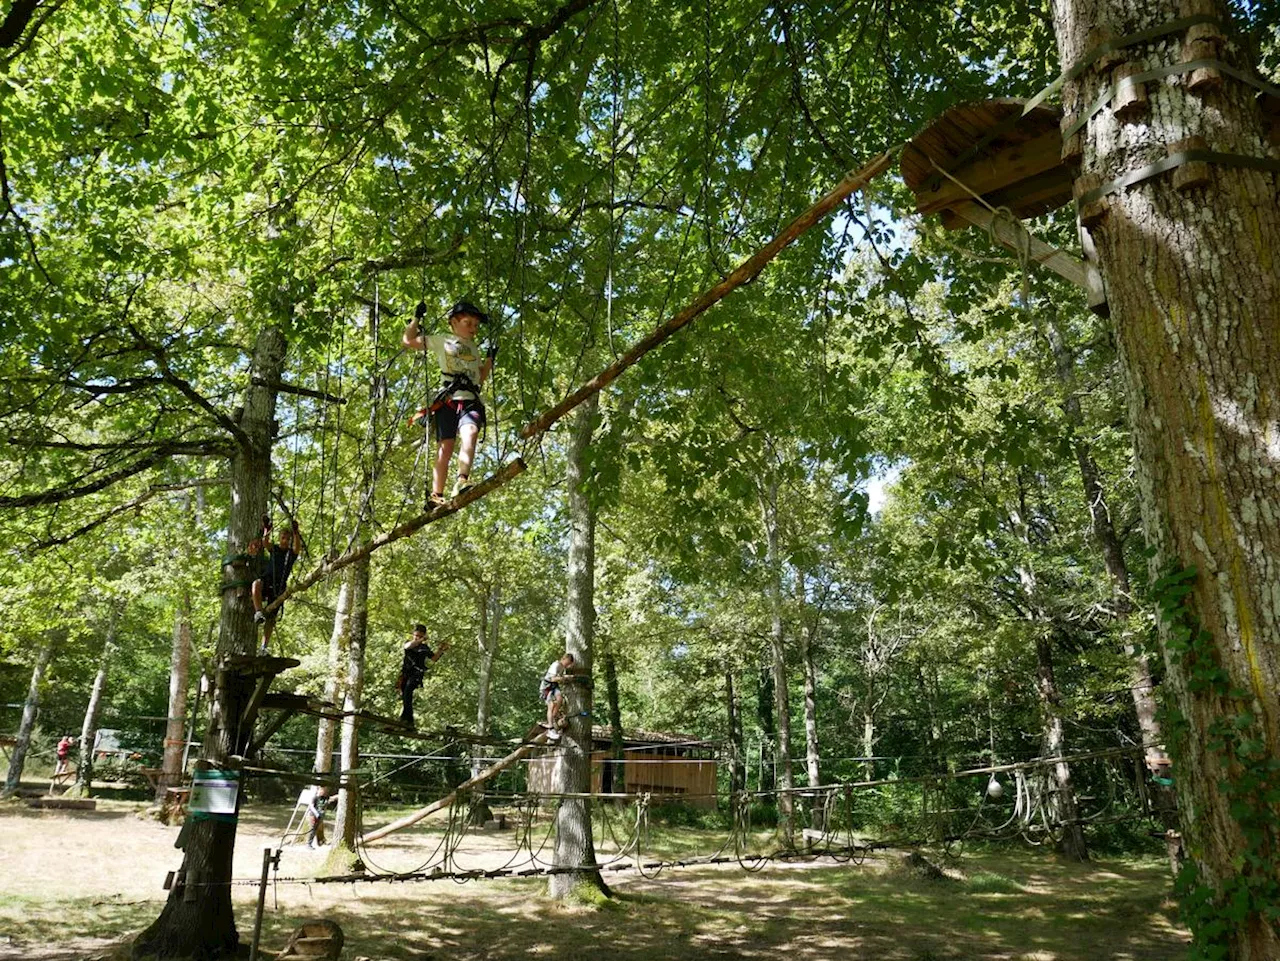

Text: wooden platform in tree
xmin=901 ymin=98 xmax=1107 ymax=312
xmin=218 ymin=654 xmax=302 ymax=679
xmin=901 ymin=99 xmax=1073 ymax=225
xmin=260 ymin=692 xmax=341 ymax=719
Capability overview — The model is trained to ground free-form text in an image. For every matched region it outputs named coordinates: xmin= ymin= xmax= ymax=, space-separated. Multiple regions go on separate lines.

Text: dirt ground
xmin=0 ymin=797 xmax=1189 ymax=961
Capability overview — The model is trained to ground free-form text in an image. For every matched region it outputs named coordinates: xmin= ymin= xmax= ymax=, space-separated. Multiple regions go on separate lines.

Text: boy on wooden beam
xmin=402 ymin=300 xmax=496 ymax=506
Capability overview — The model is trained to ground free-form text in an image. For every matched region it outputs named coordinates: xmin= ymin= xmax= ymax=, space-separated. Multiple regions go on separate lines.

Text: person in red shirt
xmin=54 ymin=734 xmax=74 ymax=778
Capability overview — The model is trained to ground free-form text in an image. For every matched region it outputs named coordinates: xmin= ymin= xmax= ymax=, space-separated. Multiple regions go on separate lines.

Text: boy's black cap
xmin=447 ymin=300 xmax=488 ymax=324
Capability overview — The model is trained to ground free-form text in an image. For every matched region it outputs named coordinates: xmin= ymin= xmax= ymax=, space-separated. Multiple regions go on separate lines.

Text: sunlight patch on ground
xmin=0 ymin=803 xmax=1190 ymax=961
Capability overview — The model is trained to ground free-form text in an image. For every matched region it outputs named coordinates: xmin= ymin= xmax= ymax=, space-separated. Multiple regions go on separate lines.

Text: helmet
xmin=446 ymin=300 xmax=488 ymax=325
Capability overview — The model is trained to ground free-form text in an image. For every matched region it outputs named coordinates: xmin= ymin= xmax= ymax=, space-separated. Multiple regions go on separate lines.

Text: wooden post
xmin=248 ymin=847 xmax=275 ymax=961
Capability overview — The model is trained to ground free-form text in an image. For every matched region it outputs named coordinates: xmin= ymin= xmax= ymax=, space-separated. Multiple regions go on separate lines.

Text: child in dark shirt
xmin=252 ymin=517 xmax=302 ymax=654
xmin=397 ymin=624 xmax=449 ymax=730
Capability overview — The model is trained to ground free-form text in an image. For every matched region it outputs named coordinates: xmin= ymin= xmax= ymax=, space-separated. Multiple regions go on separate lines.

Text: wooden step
xmin=28 ymin=797 xmax=96 ymax=810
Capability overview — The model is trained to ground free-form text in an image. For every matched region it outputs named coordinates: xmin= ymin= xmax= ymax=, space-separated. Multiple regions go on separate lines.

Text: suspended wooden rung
xmin=260 ymin=692 xmax=341 ymax=718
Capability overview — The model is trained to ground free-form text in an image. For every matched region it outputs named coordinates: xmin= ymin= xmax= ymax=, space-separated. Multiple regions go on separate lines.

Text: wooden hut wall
xmin=524 ymin=746 xmax=718 ymax=808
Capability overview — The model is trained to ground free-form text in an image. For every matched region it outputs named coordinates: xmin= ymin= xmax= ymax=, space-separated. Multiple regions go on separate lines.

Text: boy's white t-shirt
xmin=425 ymin=333 xmax=483 ymax=399
xmin=542 ymin=660 xmax=564 ymax=695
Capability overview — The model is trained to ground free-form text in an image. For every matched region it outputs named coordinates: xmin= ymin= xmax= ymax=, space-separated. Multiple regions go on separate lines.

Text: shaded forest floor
xmin=0 ymin=796 xmax=1189 ymax=960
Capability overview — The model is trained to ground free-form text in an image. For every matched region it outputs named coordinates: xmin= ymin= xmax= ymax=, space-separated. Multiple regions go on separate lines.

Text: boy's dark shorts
xmin=432 ymin=398 xmax=486 ymax=442
xmin=263 ymin=589 xmax=283 ymax=622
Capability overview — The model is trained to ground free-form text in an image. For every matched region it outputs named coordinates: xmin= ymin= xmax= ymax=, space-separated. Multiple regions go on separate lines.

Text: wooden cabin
xmin=525 ymin=726 xmax=718 ymax=809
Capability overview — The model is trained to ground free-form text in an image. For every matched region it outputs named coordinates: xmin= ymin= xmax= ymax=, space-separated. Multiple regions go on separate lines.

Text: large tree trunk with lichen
xmin=156 ymin=594 xmax=193 ymax=803
xmin=70 ymin=605 xmax=122 ymax=797
xmin=1051 ymin=1 xmax=1280 ymax=954
xmin=2 ymin=634 xmax=57 ymax=798
xmin=549 ymin=395 xmax=609 ymax=901
xmin=132 ymin=326 xmax=286 ymax=960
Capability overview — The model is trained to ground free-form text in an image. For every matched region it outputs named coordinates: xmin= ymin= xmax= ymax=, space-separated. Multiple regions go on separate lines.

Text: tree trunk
xmin=549 ymin=395 xmax=609 ymax=901
xmin=917 ymin=664 xmax=948 ymax=774
xmin=328 ymin=313 xmax=382 ymax=864
xmin=725 ymin=664 xmax=746 ymax=796
xmin=331 ymin=554 xmax=370 ymax=854
xmin=1012 ymin=505 xmax=1090 ymax=863
xmin=156 ymin=594 xmax=193 ymax=803
xmin=2 ymin=634 xmax=57 ymax=798
xmin=472 ymin=585 xmax=496 ymax=778
xmin=862 ymin=709 xmax=876 ymax=782
xmin=71 ymin=605 xmax=121 ymax=797
xmin=468 ymin=581 xmax=500 ymax=823
xmin=601 ymin=632 xmax=624 ymax=796
xmin=315 ymin=579 xmax=351 ymax=776
xmin=799 ymin=608 xmax=822 ymax=826
xmin=1041 ymin=314 xmax=1167 ymax=768
xmin=133 ymin=326 xmax=286 ymax=960
xmin=761 ymin=476 xmax=794 ymax=827
xmin=1051 ymin=2 xmax=1280 ymax=952
xmin=1035 ymin=632 xmax=1090 ymax=862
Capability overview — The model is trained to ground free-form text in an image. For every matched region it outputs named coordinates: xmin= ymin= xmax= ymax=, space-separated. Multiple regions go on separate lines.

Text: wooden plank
xmin=518 ymin=151 xmax=896 ymax=440
xmin=980 ymin=169 xmax=1075 ymax=221
xmin=915 ymin=129 xmax=1063 ymax=215
xmin=240 ymin=675 xmax=273 ymax=734
xmin=238 ymin=765 xmax=341 ymax=788
xmin=946 ymin=201 xmax=1092 ymax=296
xmin=362 ymin=732 xmax=550 ymax=844
xmin=247 ymin=707 xmax=297 ymax=756
xmin=261 ymin=692 xmax=340 ymax=716
xmin=28 ymin=797 xmax=95 ymax=810
xmin=266 ymin=458 xmax=527 ymax=615
xmin=219 ymin=655 xmax=301 ymax=679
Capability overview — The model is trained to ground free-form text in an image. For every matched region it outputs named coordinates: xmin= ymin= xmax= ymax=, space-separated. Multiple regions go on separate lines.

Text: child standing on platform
xmin=402 ymin=301 xmax=496 ymax=506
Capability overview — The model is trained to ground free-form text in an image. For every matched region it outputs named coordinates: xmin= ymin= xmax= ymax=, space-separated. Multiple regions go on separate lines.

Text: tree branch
xmin=30 ymin=477 xmax=229 ymax=549
xmin=6 ymin=433 xmax=220 ymax=452
xmin=0 ymin=441 xmax=231 ymax=509
xmin=356 ymin=233 xmax=467 ymax=275
xmin=251 ymin=377 xmax=346 ymax=405
xmin=0 ymin=0 xmax=43 ymax=48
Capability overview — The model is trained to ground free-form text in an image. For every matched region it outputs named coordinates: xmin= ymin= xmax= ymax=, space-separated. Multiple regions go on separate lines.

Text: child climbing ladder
xmin=402 ymin=300 xmax=497 ymax=506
